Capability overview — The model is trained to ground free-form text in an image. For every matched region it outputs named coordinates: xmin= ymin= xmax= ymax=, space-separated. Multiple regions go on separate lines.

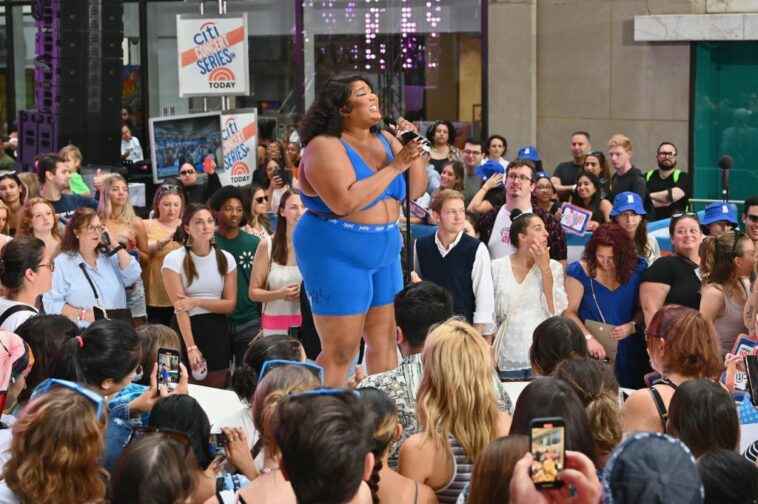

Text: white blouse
xmin=490 ymin=256 xmax=568 ymax=371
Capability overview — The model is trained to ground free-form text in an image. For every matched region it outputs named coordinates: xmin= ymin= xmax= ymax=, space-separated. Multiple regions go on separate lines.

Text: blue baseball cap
xmin=610 ymin=191 xmax=646 ymax=217
xmin=475 ymin=159 xmax=505 ymax=183
xmin=701 ymin=201 xmax=738 ymax=226
xmin=517 ymin=146 xmax=541 ymax=162
xmin=535 ymin=171 xmax=551 ymax=182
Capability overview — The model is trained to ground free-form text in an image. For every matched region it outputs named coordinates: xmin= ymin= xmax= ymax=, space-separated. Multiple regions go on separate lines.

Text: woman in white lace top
xmin=490 ymin=209 xmax=568 ymax=378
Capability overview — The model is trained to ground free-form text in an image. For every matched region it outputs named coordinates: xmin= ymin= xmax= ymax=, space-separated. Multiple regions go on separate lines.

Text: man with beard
xmin=645 ymin=142 xmax=691 ymax=220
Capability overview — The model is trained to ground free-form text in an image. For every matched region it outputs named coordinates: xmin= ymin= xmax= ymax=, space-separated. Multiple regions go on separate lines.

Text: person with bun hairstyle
xmin=45 ymin=319 xmax=188 ymax=469
xmin=235 ymin=365 xmax=322 ymax=504
xmin=162 ymin=203 xmax=237 ymax=388
xmin=43 ymin=207 xmax=142 ymax=325
xmin=553 ymin=357 xmax=622 ymax=467
xmin=15 ymin=197 xmax=62 ymax=256
xmin=490 ymin=209 xmax=567 ymax=378
xmin=0 ymin=387 xmax=108 ymax=504
xmin=700 ymin=229 xmax=754 ymax=354
xmin=111 ymin=433 xmax=198 ymax=504
xmin=360 ymin=387 xmax=438 ymax=504
xmin=0 ymin=236 xmax=53 ymax=330
xmin=621 ymin=305 xmax=723 ymax=435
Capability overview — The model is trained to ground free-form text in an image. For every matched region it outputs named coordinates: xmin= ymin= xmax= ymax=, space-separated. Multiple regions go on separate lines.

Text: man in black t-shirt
xmin=645 ymin=142 xmax=691 ymax=221
xmin=38 ymin=154 xmax=98 ymax=221
xmin=552 ymin=131 xmax=591 ymax=201
xmin=608 ymin=134 xmax=655 ymax=219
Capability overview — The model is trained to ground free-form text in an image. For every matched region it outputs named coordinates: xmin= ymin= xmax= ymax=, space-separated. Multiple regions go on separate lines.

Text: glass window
xmin=693 ymin=42 xmax=758 ymax=206
xmin=302 ymin=0 xmax=483 ymax=143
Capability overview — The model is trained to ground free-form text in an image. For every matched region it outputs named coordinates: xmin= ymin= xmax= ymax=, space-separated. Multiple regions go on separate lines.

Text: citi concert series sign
xmin=219 ymin=108 xmax=257 ymax=187
xmin=176 ymin=14 xmax=250 ymax=97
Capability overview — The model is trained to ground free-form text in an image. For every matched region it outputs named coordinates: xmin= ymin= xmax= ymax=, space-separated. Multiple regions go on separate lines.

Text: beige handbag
xmin=585 ymin=278 xmax=618 ymax=360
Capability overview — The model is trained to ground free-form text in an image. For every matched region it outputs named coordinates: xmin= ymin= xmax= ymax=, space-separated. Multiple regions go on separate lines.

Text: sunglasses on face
xmin=255 ymin=196 xmax=269 ymax=204
xmin=746 ymin=214 xmax=758 ymax=223
xmin=179 ymin=169 xmax=196 ymax=176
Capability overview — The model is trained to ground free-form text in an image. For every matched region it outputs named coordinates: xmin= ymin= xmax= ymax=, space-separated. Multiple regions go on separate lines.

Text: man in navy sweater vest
xmin=414 ymin=189 xmax=494 ymax=336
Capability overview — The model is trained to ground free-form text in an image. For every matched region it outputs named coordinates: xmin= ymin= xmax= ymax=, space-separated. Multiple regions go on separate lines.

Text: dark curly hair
xmin=298 ymin=74 xmax=379 ymax=146
xmin=425 ymin=119 xmax=457 ymax=146
xmin=582 ymin=223 xmax=638 ymax=285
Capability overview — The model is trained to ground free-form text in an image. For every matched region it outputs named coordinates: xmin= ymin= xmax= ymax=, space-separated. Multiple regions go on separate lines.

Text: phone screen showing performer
xmin=745 ymin=355 xmax=758 ymax=407
xmin=529 ymin=417 xmax=566 ymax=489
xmin=157 ymin=347 xmax=181 ymax=391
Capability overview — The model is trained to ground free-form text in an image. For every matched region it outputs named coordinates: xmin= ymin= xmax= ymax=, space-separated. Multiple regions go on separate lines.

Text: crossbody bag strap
xmin=589 ymin=277 xmax=607 ymax=324
xmin=261 ymin=239 xmax=273 ymax=318
xmin=79 ymin=262 xmax=100 ymax=302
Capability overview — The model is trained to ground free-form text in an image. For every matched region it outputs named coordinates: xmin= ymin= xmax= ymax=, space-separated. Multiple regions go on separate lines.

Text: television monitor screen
xmin=149 ymin=112 xmax=223 ymax=183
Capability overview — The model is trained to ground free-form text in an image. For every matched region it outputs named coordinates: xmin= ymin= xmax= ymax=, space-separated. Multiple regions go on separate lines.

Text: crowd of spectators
xmin=0 ymin=115 xmax=753 ymax=504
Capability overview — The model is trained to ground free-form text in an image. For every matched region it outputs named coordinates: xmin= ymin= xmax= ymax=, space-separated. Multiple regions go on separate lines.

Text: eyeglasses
xmin=179 ymin=169 xmax=196 ymax=176
xmin=36 ymin=378 xmax=105 ymax=420
xmin=82 ymin=224 xmax=105 ymax=234
xmin=255 ymin=196 xmax=269 ymax=204
xmin=657 ymin=151 xmax=677 ymax=158
xmin=506 ymin=174 xmax=533 ymax=184
xmin=35 ymin=262 xmax=55 ymax=272
xmin=259 ymin=359 xmax=325 ymax=386
xmin=746 ymin=214 xmax=758 ymax=223
xmin=127 ymin=426 xmax=192 ymax=456
xmin=462 ymin=149 xmax=483 ymax=156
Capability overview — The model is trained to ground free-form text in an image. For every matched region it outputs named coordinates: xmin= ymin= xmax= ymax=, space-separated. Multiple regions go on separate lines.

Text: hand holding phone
xmin=529 ymin=417 xmax=565 ymax=489
xmin=745 ymin=355 xmax=758 ymax=407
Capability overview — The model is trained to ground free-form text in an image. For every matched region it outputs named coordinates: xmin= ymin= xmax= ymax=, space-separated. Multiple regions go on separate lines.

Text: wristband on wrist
xmin=584 ymin=334 xmax=593 ymax=341
xmin=78 ymin=309 xmax=87 ymax=321
xmin=187 ymin=345 xmax=198 ymax=353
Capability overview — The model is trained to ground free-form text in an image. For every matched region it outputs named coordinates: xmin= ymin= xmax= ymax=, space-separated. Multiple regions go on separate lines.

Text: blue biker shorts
xmin=293 ymin=211 xmax=403 ymax=316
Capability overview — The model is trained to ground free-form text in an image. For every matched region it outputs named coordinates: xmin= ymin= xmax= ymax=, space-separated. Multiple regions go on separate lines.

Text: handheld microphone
xmin=718 ymin=154 xmax=733 ymax=201
xmin=383 ymin=116 xmax=431 ymax=153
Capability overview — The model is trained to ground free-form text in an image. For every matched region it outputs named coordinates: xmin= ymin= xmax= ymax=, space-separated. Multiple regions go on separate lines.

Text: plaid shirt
xmin=358 ymin=352 xmax=513 ymax=470
xmin=478 ymin=205 xmax=567 ymax=261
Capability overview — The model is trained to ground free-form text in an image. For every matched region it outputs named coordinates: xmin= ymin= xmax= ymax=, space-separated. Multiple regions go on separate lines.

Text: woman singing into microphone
xmin=295 ymin=74 xmax=427 ymax=387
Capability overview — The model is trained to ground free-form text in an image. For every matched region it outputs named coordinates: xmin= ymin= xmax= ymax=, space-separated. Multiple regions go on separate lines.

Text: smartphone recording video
xmin=157 ymin=347 xmax=181 ymax=391
xmin=529 ymin=417 xmax=566 ymax=489
xmin=745 ymin=355 xmax=758 ymax=407
xmin=210 ymin=432 xmax=226 ymax=457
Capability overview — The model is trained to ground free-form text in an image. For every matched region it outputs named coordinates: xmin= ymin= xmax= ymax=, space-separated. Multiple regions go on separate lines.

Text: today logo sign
xmin=177 ymin=14 xmax=250 ymax=97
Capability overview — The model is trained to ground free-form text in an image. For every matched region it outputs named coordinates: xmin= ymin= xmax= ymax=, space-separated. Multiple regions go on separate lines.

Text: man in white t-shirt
xmin=482 ymin=158 xmax=567 ymax=266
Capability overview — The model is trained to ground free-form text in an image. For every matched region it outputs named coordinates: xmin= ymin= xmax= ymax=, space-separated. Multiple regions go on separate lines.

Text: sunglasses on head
xmin=259 ymin=359 xmax=325 ymax=386
xmin=255 ymin=196 xmax=269 ymax=204
xmin=35 ymin=378 xmax=105 ymax=420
